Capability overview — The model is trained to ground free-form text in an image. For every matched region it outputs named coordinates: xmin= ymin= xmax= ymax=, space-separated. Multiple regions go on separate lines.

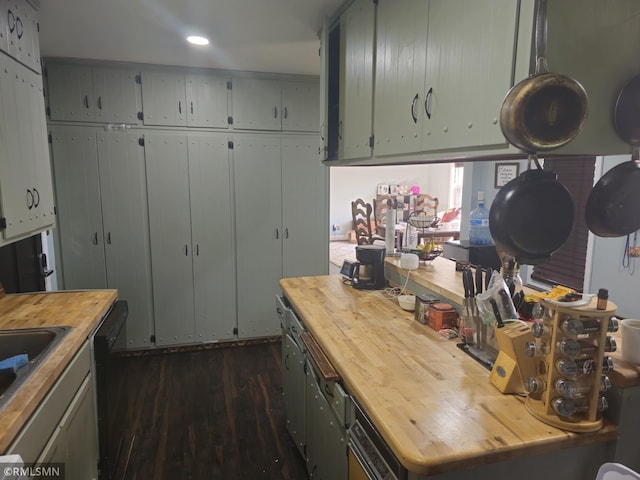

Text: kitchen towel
xmin=0 ymin=354 xmax=29 ymax=375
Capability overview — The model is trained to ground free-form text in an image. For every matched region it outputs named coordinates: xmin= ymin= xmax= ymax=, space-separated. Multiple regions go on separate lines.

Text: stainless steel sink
xmin=0 ymin=326 xmax=72 ymax=412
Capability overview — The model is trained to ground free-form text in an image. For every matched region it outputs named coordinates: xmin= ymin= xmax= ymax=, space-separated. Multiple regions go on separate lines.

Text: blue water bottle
xmin=469 ymin=191 xmax=493 ymax=245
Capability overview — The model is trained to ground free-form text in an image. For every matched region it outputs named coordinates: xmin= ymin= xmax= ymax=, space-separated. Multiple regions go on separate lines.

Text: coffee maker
xmin=352 ymin=245 xmax=386 ymax=290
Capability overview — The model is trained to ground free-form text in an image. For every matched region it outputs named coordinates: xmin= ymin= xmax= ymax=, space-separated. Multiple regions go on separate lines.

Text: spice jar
xmin=597 ymin=288 xmax=609 ymax=310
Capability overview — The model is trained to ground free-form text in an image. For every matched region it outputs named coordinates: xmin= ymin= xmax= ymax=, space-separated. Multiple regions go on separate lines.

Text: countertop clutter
xmin=0 ymin=290 xmax=117 ymax=453
xmin=280 ymin=273 xmax=622 ymax=476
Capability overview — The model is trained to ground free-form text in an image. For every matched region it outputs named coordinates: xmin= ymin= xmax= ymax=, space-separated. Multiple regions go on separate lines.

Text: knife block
xmin=490 ymin=321 xmax=535 ymax=394
xmin=524 ymin=298 xmax=616 ymax=433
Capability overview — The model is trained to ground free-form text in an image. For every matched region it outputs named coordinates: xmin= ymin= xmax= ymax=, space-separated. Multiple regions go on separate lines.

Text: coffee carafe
xmin=352 ymin=245 xmax=386 ymax=290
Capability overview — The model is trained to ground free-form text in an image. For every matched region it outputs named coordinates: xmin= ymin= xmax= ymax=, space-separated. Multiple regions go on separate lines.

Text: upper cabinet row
xmin=324 ymin=0 xmax=640 ymax=164
xmin=45 ymin=62 xmax=320 ymax=132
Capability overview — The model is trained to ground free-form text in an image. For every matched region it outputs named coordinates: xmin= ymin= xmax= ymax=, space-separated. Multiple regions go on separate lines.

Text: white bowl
xmin=398 ymin=295 xmax=415 ymax=311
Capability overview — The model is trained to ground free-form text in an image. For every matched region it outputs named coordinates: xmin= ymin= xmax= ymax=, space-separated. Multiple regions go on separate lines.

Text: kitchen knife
xmin=475 ymin=267 xmax=483 ymax=295
xmin=490 ymin=298 xmax=504 ymax=327
xmin=466 ymin=269 xmax=475 ymax=299
xmin=485 ymin=268 xmax=493 ymax=290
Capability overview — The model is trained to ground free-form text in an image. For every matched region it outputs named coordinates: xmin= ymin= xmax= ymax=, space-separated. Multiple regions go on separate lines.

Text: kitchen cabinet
xmin=46 ymin=62 xmax=142 ymax=124
xmin=141 ymin=70 xmax=229 ymax=128
xmin=7 ymin=342 xmax=99 ymax=480
xmin=0 ymin=51 xmax=55 ymax=245
xmin=282 ymin=309 xmax=307 ymax=457
xmin=1 ymin=0 xmax=41 ymax=73
xmin=145 ymin=132 xmax=235 ymax=346
xmin=234 ymin=134 xmax=328 ymax=339
xmin=50 ymin=127 xmax=154 ymax=349
xmin=304 ymin=359 xmax=348 ymax=480
xmin=338 ymin=0 xmax=375 ymax=160
xmin=232 ymin=77 xmax=319 ymax=132
xmin=373 ymin=0 xmax=517 ymax=156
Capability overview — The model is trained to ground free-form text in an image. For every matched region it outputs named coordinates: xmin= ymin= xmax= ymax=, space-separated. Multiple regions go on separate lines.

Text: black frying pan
xmin=489 ymin=157 xmax=575 ymax=265
xmin=585 ymin=75 xmax=640 ymax=237
xmin=499 ymin=0 xmax=588 ymax=152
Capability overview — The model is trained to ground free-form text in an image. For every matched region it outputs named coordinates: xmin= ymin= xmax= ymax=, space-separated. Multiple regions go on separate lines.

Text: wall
xmin=329 ymin=163 xmax=452 ymax=240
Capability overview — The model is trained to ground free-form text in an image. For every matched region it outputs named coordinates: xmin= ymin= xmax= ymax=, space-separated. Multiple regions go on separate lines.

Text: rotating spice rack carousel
xmin=402 ymin=210 xmax=444 ymax=263
xmin=522 ymin=297 xmax=617 ymax=432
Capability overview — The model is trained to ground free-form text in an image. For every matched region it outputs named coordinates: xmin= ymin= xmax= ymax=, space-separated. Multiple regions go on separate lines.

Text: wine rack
xmin=523 ymin=297 xmax=617 ymax=432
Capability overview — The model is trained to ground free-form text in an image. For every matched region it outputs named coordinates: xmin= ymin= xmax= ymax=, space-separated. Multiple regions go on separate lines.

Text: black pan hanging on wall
xmin=490 ymin=0 xmax=585 ymax=265
xmin=585 ymin=75 xmax=640 ymax=237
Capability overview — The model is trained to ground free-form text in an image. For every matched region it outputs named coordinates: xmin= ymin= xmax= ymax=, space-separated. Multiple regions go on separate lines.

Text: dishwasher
xmin=348 ymin=399 xmax=407 ymax=480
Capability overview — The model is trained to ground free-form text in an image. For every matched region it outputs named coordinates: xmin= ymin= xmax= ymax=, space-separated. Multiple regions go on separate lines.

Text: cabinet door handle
xmin=190 ymin=101 xmax=194 ymax=115
xmin=178 ymin=100 xmax=182 ymax=114
xmin=7 ymin=10 xmax=14 ymax=33
xmin=195 ymin=244 xmax=199 ymax=256
xmin=284 ymin=353 xmax=290 ymax=371
xmin=285 ymin=227 xmax=289 ymax=239
xmin=320 ymin=122 xmax=325 ymax=141
xmin=411 ymin=93 xmax=419 ymax=124
xmin=15 ymin=16 xmax=22 ymax=39
xmin=424 ymin=87 xmax=433 ymax=120
xmin=33 ymin=188 xmax=39 ymax=207
xmin=97 ymin=96 xmax=102 ymax=110
xmin=274 ymin=106 xmax=278 ymax=119
xmin=26 ymin=189 xmax=33 ymax=209
xmin=83 ymin=95 xmax=89 ymax=109
xmin=283 ymin=106 xmax=288 ymax=119
xmin=106 ymin=232 xmax=112 ymax=244
xmin=338 ymin=120 xmax=343 ymax=140
xmin=184 ymin=244 xmax=188 ymax=256
xmin=275 ymin=228 xmax=279 ymax=240
xmin=92 ymin=232 xmax=99 ymax=245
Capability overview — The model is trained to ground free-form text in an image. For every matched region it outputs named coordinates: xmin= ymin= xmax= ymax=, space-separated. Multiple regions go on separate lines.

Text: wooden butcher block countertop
xmin=0 ymin=289 xmax=118 ymax=453
xmin=280 ymin=274 xmax=618 ymax=476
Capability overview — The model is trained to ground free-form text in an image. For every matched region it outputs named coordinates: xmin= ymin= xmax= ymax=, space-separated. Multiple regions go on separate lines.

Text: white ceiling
xmin=38 ymin=0 xmax=344 ymax=76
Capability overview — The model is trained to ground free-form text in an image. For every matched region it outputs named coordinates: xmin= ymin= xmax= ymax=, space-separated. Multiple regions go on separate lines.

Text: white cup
xmin=621 ymin=319 xmax=640 ymax=364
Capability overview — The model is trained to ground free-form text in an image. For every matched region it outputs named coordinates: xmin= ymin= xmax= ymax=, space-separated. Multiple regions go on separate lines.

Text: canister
xmin=414 ymin=294 xmax=439 ymax=324
xmin=427 ymin=302 xmax=458 ymax=331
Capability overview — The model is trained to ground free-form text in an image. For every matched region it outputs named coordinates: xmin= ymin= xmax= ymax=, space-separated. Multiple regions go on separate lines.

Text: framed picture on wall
xmin=494 ymin=163 xmax=520 ymax=188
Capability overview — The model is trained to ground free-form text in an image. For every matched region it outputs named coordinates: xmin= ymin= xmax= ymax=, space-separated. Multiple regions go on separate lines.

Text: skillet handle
xmin=534 ymin=0 xmax=549 ymax=74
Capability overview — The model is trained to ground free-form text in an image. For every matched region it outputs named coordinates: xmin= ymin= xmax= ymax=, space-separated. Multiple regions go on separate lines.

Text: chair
xmin=416 ymin=194 xmax=439 ymax=221
xmin=351 ymin=198 xmax=383 ymax=245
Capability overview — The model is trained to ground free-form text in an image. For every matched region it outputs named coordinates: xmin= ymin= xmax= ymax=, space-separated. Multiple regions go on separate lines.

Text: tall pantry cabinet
xmin=50 ymin=127 xmax=155 ymax=349
xmin=144 ymin=133 xmax=235 ymax=346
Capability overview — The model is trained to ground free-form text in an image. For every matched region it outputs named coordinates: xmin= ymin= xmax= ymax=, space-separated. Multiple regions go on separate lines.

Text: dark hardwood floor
xmin=120 ymin=341 xmax=308 ymax=480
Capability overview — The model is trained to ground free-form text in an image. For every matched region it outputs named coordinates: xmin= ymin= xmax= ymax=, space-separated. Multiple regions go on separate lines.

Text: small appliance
xmin=352 ymin=245 xmax=386 ymax=290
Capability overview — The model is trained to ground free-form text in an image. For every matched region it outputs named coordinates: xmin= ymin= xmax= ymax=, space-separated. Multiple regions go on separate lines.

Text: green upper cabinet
xmin=373 ymin=0 xmax=428 ymax=156
xmin=338 ymin=0 xmax=375 ymax=160
xmin=185 ymin=72 xmax=229 ymax=128
xmin=1 ymin=0 xmax=41 ymax=73
xmin=421 ymin=0 xmax=518 ymax=151
xmin=46 ymin=63 xmax=142 ymax=124
xmin=232 ymin=77 xmax=319 ymax=132
xmin=373 ymin=0 xmax=517 ymax=157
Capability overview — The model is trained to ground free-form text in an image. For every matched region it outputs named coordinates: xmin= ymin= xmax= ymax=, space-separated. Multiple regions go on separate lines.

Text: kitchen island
xmin=280 ymin=269 xmax=624 ymax=479
xmin=0 ymin=290 xmax=117 ymax=454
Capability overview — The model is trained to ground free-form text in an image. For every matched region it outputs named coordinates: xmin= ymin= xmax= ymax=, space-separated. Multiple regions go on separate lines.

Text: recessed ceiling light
xmin=187 ymin=35 xmax=210 ymax=46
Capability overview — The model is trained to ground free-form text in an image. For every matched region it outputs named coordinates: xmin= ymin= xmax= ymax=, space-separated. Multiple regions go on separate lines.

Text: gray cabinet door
xmin=283 ymin=334 xmax=306 ymax=456
xmin=97 ymin=132 xmax=155 ymax=350
xmin=141 ymin=71 xmax=187 ymax=126
xmin=47 ymin=64 xmax=95 ymax=122
xmin=188 ymin=134 xmax=235 ymax=341
xmin=93 ymin=67 xmax=141 ymax=124
xmin=281 ymin=135 xmax=328 ymax=278
xmin=50 ymin=128 xmax=107 ymax=290
xmin=373 ymin=0 xmax=428 ymax=156
xmin=282 ymin=81 xmax=319 ymax=132
xmin=185 ymin=73 xmax=229 ymax=128
xmin=5 ymin=0 xmax=40 ymax=72
xmin=421 ymin=0 xmax=517 ymax=151
xmin=145 ymin=133 xmax=195 ymax=346
xmin=232 ymin=78 xmax=282 ymax=131
xmin=234 ymin=134 xmax=282 ymax=338
xmin=339 ymin=0 xmax=375 ymax=159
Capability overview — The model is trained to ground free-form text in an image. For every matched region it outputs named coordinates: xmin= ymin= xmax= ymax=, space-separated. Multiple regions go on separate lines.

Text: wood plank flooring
xmin=120 ymin=341 xmax=308 ymax=480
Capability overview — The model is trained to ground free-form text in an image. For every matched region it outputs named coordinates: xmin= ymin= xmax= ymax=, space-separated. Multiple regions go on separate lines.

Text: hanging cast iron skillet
xmin=499 ymin=0 xmax=588 ymax=152
xmin=489 ymin=158 xmax=575 ymax=265
xmin=585 ymin=75 xmax=640 ymax=237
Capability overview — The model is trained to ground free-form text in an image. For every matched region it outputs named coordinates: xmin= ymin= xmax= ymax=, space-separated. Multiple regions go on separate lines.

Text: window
xmin=449 ymin=162 xmax=464 ymax=208
xmin=530 ymin=156 xmax=596 ymax=291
